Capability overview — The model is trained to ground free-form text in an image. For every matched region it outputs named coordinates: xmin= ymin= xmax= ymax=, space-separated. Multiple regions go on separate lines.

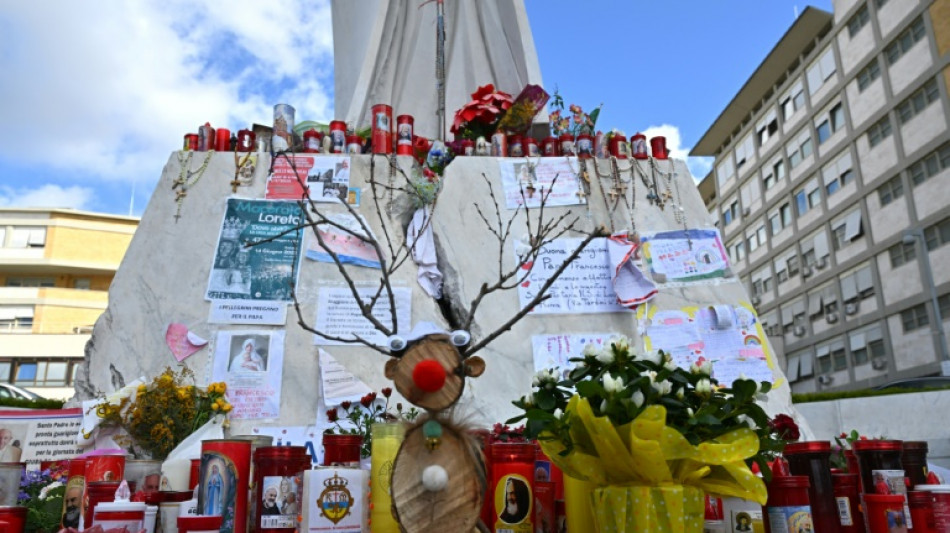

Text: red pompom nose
xmin=413 ymin=359 xmax=447 ymax=392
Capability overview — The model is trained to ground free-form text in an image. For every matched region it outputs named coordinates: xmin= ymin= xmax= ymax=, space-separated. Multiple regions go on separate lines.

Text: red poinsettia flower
xmin=470 ymin=83 xmax=497 ymax=101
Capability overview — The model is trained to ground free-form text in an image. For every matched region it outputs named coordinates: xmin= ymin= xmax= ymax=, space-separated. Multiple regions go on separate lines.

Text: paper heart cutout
xmin=252 ymin=428 xmax=260 ymax=434
xmin=521 ymin=261 xmax=533 ymax=270
xmin=521 ymin=281 xmax=530 ymax=288
xmin=165 ymin=323 xmax=208 ymax=362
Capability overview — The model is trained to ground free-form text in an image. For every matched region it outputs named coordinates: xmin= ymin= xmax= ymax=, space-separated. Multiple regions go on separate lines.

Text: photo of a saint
xmin=735 ymin=512 xmax=753 ymax=532
xmin=375 ymin=112 xmax=390 ymax=132
xmin=229 ymin=335 xmax=268 ymax=372
xmin=397 ymin=123 xmax=412 ymax=143
xmin=0 ymin=428 xmax=22 ymax=462
xmin=204 ymin=464 xmax=224 ymax=515
xmin=61 ymin=479 xmax=83 ymax=529
xmin=498 ymin=477 xmax=530 ymax=524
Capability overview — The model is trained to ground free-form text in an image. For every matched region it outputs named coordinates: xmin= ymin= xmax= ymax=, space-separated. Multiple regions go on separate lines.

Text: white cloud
xmin=0 ymin=184 xmax=96 ymax=210
xmin=641 ymin=124 xmax=713 ymax=182
xmin=0 ymin=1 xmax=334 ymax=193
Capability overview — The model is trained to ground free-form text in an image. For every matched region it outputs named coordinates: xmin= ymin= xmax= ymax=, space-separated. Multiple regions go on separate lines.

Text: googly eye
xmin=449 ymin=330 xmax=471 ymax=347
xmin=387 ymin=335 xmax=407 ymax=352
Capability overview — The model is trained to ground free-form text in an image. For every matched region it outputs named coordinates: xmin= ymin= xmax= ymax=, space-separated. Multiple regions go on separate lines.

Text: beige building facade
xmin=0 ymin=208 xmax=137 ymax=399
xmin=695 ymin=0 xmax=950 ymax=393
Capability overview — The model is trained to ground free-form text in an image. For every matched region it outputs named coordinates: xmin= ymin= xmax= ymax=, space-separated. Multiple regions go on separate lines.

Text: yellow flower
xmin=211 ymin=403 xmax=220 ymax=411
xmin=137 ymin=384 xmax=147 ymax=393
xmin=222 ymin=403 xmax=232 ymax=413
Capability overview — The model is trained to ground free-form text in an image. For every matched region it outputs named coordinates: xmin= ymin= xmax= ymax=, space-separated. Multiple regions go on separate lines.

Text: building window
xmin=764 ymin=159 xmax=785 ymax=190
xmin=723 ymin=199 xmax=738 ymax=226
xmin=847 ymin=4 xmax=870 ymax=38
xmin=939 ymin=293 xmax=950 ymax=320
xmin=840 ymin=262 xmax=875 ymax=302
xmin=740 ymin=180 xmax=761 ymax=214
xmin=888 ymin=241 xmax=917 ymax=268
xmin=8 ymin=227 xmax=46 ymax=248
xmin=747 ymin=223 xmax=767 ymax=253
xmin=909 ymin=143 xmax=950 ymax=187
xmin=823 ymin=150 xmax=854 ymax=197
xmin=795 ymin=178 xmax=821 ymax=216
xmin=901 ymin=304 xmax=929 ymax=333
xmin=0 ymin=307 xmax=34 ymax=332
xmin=867 ymin=116 xmax=892 ymax=148
xmin=731 ymin=240 xmax=746 ymax=263
xmin=8 ymin=359 xmax=75 ymax=387
xmin=74 ymin=278 xmax=92 ymax=290
xmin=857 ymin=59 xmax=881 ymax=92
xmin=806 ymin=46 xmax=837 ymax=95
xmin=4 ymin=277 xmax=55 ymax=288
xmin=735 ymin=134 xmax=754 ymax=170
xmin=924 ymin=218 xmax=950 ymax=251
xmin=781 ymin=81 xmax=806 ymax=121
xmin=850 ymin=324 xmax=885 ymax=366
xmin=816 ymin=102 xmax=846 ymax=145
xmin=717 ymin=157 xmax=736 ymax=186
xmin=877 ymin=175 xmax=904 ymax=205
xmin=787 ymin=254 xmax=800 ymax=277
xmin=874 ymin=0 xmax=889 ymax=7
xmin=831 ymin=209 xmax=863 ymax=251
xmin=897 ymin=79 xmax=940 ymax=125
xmin=788 ymin=131 xmax=813 ymax=169
xmin=884 ymin=17 xmax=926 ymax=66
xmin=756 ymin=110 xmax=779 ymax=146
xmin=768 ymin=202 xmax=792 ymax=235
xmin=832 ymin=342 xmax=848 ymax=371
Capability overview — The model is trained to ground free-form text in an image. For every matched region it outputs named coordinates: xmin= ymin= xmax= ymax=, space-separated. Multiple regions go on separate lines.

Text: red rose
xmin=360 ymin=392 xmax=377 ymax=408
xmin=769 ymin=413 xmax=800 ymax=441
xmin=340 ymin=401 xmax=352 ymax=411
xmin=381 ymin=387 xmax=393 ymax=398
xmin=326 ymin=408 xmax=338 ymax=422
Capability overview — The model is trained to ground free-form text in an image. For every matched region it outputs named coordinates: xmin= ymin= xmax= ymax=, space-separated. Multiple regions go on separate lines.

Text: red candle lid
xmin=783 ymin=441 xmax=832 ymax=454
xmin=832 ymin=473 xmax=860 ymax=487
xmin=767 ymin=475 xmax=810 ymax=489
xmin=907 ymin=491 xmax=934 ymax=506
xmin=523 ymin=137 xmax=536 ymax=145
xmin=612 ymin=135 xmax=627 ymax=142
xmin=330 ymin=120 xmax=346 ymax=129
xmin=397 ymin=114 xmax=414 ymax=123
xmin=862 ymin=493 xmax=905 ymax=504
xmin=632 ymin=133 xmax=646 ymax=140
xmin=254 ymin=445 xmax=309 ymax=460
xmin=346 ymin=135 xmax=362 ymax=144
xmin=558 ymin=134 xmax=574 ymax=140
xmin=902 ymin=441 xmax=929 ymax=452
xmin=852 ymin=439 xmax=903 ymax=452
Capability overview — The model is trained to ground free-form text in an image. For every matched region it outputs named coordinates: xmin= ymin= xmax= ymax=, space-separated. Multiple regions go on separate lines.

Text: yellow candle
xmin=370 ymin=422 xmax=405 ymax=533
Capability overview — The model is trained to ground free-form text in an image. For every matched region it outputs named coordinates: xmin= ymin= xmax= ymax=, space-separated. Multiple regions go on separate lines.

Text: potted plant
xmin=508 ymin=336 xmax=789 ymax=533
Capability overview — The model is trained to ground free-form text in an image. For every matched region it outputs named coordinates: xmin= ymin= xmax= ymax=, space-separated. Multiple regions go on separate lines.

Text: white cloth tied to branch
xmin=406 ymin=207 xmax=443 ymax=299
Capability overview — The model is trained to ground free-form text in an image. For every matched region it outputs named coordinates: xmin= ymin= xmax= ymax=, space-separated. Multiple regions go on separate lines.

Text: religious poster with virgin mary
xmin=211 ymin=330 xmax=285 ymax=419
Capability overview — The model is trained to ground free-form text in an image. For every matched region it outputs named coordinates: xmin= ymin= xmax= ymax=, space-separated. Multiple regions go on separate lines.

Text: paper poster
xmin=531 ymin=333 xmax=614 ymax=373
xmin=251 ymin=426 xmax=324 ymax=466
xmin=640 ymin=229 xmax=732 ymax=286
xmin=640 ymin=304 xmax=772 ymax=387
xmin=265 ymin=155 xmax=356 ymax=204
xmin=212 ymin=330 xmax=285 ymax=419
xmin=499 ymin=158 xmax=584 ymax=209
xmin=0 ymin=408 xmax=83 ymax=465
xmin=313 ymin=286 xmax=411 ymax=346
xmin=208 ymin=301 xmax=288 ymax=325
xmin=305 ymin=212 xmax=381 ymax=269
xmin=319 ymin=349 xmax=373 ymax=406
xmin=206 ymin=199 xmax=303 ymax=302
xmin=516 ymin=238 xmax=630 ymax=314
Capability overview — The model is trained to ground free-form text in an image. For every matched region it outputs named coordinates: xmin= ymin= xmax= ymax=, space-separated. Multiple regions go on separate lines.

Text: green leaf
xmin=535 ymin=388 xmax=557 ymax=410
xmin=575 ymin=380 xmax=604 ymax=398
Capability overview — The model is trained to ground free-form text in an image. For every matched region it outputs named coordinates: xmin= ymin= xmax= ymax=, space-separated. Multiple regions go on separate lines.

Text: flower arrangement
xmin=450 ymin=84 xmax=513 ymax=140
xmin=18 ymin=465 xmax=68 ymax=533
xmin=509 ymin=336 xmax=788 ymax=488
xmin=96 ymin=367 xmax=231 ymax=460
xmin=325 ymin=389 xmax=419 ymax=458
xmin=495 ymin=84 xmax=550 ymax=135
xmin=548 ymin=89 xmax=600 ymax=138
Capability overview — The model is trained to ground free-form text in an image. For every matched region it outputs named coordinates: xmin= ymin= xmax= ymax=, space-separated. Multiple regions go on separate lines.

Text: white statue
xmin=331 ymin=0 xmax=544 ymax=139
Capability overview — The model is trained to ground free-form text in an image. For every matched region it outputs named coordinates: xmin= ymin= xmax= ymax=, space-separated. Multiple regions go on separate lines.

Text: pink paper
xmin=165 ymin=323 xmax=207 ymax=362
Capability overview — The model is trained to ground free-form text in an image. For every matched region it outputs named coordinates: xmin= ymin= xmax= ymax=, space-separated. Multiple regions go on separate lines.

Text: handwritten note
xmin=531 ymin=333 xmax=614 ymax=373
xmin=313 ymin=286 xmax=411 ymax=346
xmin=499 ymin=158 xmax=584 ymax=209
xmin=642 ymin=305 xmax=772 ymax=386
xmin=517 ymin=238 xmax=629 ymax=314
xmin=640 ymin=229 xmax=731 ymax=286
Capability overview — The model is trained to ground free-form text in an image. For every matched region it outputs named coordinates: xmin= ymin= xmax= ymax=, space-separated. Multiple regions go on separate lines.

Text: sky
xmin=0 ymin=0 xmax=833 ymax=217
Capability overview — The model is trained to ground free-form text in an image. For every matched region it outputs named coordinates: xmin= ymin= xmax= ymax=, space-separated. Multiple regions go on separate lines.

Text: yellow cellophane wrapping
xmin=540 ymin=396 xmax=767 ymax=533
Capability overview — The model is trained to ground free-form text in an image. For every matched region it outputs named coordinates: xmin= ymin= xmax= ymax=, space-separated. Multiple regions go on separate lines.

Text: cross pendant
xmin=525 ymin=182 xmax=537 ymax=198
xmin=172 ymin=177 xmax=185 ymax=189
xmin=176 ymin=189 xmax=188 ymax=202
xmin=230 ymin=178 xmax=242 ymax=193
xmin=576 ymin=189 xmax=586 ymax=200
